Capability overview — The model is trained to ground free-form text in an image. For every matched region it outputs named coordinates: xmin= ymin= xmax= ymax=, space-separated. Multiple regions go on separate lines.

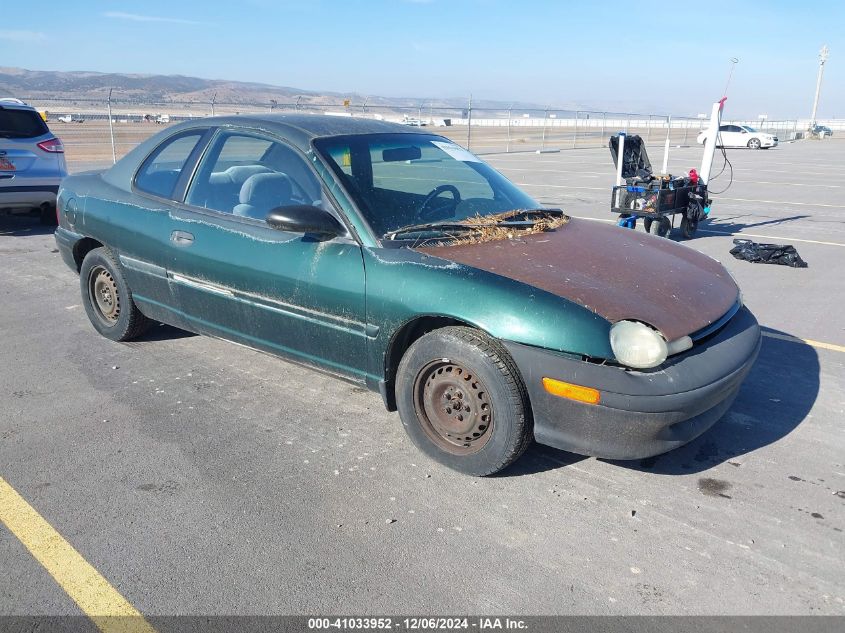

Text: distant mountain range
xmin=0 ymin=66 xmax=562 ymax=112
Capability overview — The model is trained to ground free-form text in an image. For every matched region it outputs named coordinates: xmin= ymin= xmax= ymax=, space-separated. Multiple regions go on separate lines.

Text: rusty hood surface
xmin=415 ymin=218 xmax=738 ymax=341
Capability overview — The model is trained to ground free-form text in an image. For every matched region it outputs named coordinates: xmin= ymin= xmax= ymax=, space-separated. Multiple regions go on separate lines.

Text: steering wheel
xmin=416 ymin=185 xmax=462 ymax=222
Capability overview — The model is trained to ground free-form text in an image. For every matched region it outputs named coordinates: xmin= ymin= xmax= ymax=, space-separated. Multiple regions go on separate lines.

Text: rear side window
xmin=135 ymin=132 xmax=204 ymax=199
xmin=0 ymin=109 xmax=49 ymax=139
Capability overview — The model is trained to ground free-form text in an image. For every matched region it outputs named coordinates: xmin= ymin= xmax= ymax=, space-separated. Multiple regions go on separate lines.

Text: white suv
xmin=0 ymin=98 xmax=68 ymax=224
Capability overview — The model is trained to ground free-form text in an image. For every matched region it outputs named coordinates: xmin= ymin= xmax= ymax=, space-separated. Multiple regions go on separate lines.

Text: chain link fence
xmin=20 ymin=95 xmax=810 ymax=171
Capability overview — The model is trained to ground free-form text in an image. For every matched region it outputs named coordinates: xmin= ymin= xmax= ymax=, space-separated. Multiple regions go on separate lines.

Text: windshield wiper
xmin=500 ymin=207 xmax=565 ymax=220
xmin=384 ymin=208 xmax=565 ymax=241
xmin=384 ymin=221 xmax=480 ymax=240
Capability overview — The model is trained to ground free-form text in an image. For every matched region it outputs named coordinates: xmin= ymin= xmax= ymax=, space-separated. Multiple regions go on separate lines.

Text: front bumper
xmin=504 ymin=306 xmax=761 ymax=460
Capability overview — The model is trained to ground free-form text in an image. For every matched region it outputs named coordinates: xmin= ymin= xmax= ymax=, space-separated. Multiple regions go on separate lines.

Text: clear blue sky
xmin=1 ymin=0 xmax=842 ymax=118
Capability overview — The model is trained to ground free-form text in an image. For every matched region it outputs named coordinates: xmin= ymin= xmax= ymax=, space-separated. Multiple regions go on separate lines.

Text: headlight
xmin=609 ymin=321 xmax=668 ymax=369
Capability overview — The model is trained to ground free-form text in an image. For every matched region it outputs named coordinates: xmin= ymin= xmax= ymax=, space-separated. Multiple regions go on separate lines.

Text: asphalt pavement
xmin=1 ymin=138 xmax=843 ymax=618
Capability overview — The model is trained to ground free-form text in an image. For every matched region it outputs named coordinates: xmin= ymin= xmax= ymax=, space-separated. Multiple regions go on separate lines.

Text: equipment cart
xmin=609 ymin=133 xmax=709 ymax=239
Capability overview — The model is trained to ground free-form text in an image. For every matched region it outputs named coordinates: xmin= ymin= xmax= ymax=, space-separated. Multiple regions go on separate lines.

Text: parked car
xmin=0 ymin=98 xmax=67 ymax=224
xmin=55 ymin=115 xmax=761 ymax=475
xmin=810 ymin=124 xmax=833 ymax=138
xmin=697 ymin=124 xmax=778 ymax=149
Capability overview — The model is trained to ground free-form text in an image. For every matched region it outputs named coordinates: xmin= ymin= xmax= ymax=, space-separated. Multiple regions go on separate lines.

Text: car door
xmin=84 ymin=128 xmax=211 ymax=328
xmin=167 ymin=129 xmax=368 ymax=380
xmin=718 ymin=125 xmax=741 ymax=148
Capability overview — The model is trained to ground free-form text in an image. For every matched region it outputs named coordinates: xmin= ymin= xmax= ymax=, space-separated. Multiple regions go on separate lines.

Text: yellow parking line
xmin=0 ymin=476 xmax=156 ymax=633
xmin=762 ymin=331 xmax=845 ymax=353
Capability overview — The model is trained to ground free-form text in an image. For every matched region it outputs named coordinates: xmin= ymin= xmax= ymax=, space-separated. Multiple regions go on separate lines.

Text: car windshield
xmin=743 ymin=126 xmax=757 ymax=132
xmin=314 ymin=133 xmax=541 ymax=237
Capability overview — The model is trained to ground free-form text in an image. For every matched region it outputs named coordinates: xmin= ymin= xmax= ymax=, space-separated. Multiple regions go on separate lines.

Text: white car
xmin=697 ymin=124 xmax=778 ymax=149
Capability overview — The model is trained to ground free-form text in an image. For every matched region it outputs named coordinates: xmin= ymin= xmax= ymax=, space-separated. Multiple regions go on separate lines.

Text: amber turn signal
xmin=542 ymin=377 xmax=601 ymax=405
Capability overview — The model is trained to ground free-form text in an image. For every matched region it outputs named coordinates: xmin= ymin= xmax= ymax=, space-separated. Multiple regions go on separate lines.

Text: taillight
xmin=37 ymin=138 xmax=64 ymax=153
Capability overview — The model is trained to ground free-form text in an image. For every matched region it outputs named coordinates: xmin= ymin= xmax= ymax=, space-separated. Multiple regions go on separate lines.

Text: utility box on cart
xmin=609 ymin=134 xmax=708 ymax=239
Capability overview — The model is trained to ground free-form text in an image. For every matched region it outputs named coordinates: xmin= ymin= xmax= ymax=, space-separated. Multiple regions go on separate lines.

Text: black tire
xmin=79 ymin=247 xmax=152 ymax=341
xmin=647 ymin=216 xmax=670 ymax=238
xmin=747 ymin=138 xmax=762 ymax=150
xmin=681 ymin=200 xmax=702 ymax=239
xmin=395 ymin=326 xmax=532 ymax=476
xmin=39 ymin=204 xmax=57 ymax=226
xmin=680 ymin=214 xmax=698 ymax=239
xmin=642 ymin=217 xmax=653 ymax=234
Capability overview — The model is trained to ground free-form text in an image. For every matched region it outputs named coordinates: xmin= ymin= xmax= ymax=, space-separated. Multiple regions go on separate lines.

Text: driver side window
xmin=186 ymin=132 xmax=322 ymax=221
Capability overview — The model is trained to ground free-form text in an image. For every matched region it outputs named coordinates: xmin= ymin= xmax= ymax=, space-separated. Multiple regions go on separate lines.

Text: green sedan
xmin=55 ymin=115 xmax=760 ymax=476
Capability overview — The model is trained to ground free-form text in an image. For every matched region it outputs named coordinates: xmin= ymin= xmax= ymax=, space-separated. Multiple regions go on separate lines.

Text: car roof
xmin=101 ymin=113 xmax=433 ymax=194
xmin=0 ymin=98 xmax=37 ymax=112
xmin=184 ymin=113 xmax=415 ymax=140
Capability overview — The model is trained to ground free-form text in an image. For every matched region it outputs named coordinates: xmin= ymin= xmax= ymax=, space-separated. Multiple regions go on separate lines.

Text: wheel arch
xmin=72 ymin=237 xmax=105 ymax=272
xmin=381 ymin=314 xmax=488 ymax=411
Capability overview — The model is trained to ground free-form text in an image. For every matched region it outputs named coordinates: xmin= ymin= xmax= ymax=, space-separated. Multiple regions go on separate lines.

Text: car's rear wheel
xmin=39 ymin=203 xmax=57 ymax=226
xmin=747 ymin=138 xmax=762 ymax=150
xmin=80 ymin=247 xmax=151 ymax=341
xmin=396 ymin=326 xmax=532 ymax=476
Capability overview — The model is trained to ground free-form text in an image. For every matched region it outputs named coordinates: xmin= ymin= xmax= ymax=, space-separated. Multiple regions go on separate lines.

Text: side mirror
xmin=266 ymin=205 xmax=344 ymax=238
xmin=740 ymin=129 xmax=747 ymax=134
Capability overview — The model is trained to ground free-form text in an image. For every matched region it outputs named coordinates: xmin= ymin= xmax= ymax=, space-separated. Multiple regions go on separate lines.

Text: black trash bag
xmin=609 ymin=134 xmax=653 ymax=182
xmin=730 ymin=239 xmax=808 ymax=268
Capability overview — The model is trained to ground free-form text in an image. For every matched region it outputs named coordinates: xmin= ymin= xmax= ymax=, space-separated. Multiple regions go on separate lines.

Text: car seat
xmin=233 ymin=172 xmax=293 ymax=220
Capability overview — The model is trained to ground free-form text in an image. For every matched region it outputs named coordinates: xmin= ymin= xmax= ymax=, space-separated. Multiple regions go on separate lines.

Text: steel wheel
xmin=88 ymin=265 xmax=121 ymax=326
xmin=413 ymin=360 xmax=493 ymax=455
xmin=79 ymin=247 xmax=152 ymax=341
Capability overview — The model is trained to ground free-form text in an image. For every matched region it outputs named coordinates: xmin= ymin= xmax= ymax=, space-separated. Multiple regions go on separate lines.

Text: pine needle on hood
xmin=445 ymin=210 xmax=569 ymax=246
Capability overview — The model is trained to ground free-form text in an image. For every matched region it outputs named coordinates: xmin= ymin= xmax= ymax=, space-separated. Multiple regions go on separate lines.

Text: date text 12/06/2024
xmin=307 ymin=617 xmax=528 ymax=630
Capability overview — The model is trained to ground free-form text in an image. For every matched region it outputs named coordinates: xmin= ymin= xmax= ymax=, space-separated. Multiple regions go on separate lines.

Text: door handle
xmin=170 ymin=230 xmax=194 ymax=246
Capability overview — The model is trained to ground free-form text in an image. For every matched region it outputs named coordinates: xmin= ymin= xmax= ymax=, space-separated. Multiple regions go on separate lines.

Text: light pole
xmin=107 ymin=88 xmax=116 ymax=164
xmin=810 ymin=45 xmax=830 ymax=126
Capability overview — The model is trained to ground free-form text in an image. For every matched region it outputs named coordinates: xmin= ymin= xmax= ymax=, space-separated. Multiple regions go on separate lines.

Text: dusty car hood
xmin=415 ymin=218 xmax=738 ymax=341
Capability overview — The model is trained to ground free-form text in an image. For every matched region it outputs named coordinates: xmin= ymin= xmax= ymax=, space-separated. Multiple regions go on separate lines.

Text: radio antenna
xmin=723 ymin=57 xmax=739 ymax=97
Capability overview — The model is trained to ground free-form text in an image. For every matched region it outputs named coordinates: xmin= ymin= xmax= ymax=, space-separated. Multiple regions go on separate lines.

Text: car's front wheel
xmin=80 ymin=247 xmax=151 ymax=341
xmin=396 ymin=327 xmax=532 ymax=476
xmin=747 ymin=138 xmax=762 ymax=149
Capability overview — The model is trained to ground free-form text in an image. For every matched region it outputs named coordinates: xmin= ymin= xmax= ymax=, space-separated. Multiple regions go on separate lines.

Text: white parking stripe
xmin=544 ymin=215 xmax=845 ymax=247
